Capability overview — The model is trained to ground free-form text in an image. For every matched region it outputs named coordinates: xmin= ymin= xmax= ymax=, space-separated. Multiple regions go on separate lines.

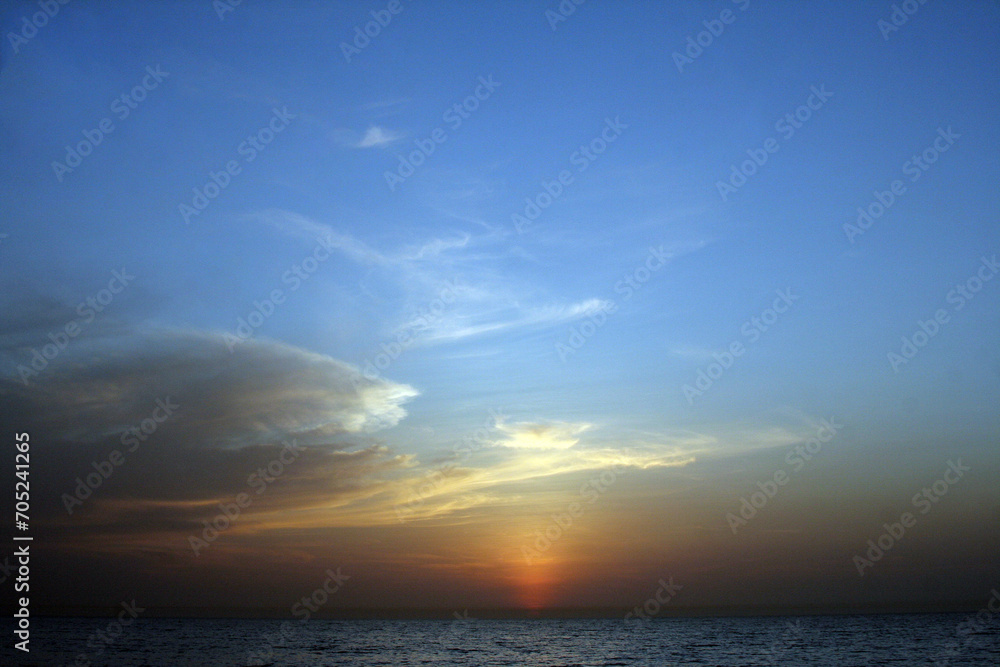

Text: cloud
xmin=250 ymin=209 xmax=387 ymax=265
xmin=249 ymin=210 xmax=613 ymax=347
xmin=386 ymin=415 xmax=850 ymax=525
xmin=495 ymin=420 xmax=592 ymax=450
xmin=411 ymin=298 xmax=616 ymax=344
xmin=356 ymin=126 xmax=401 ymax=148
xmin=0 ymin=300 xmax=825 ymax=553
xmin=0 ymin=322 xmax=423 ymax=551
xmin=1 ymin=329 xmax=418 ymax=448
xmin=358 ymin=98 xmax=410 ymax=115
xmin=386 ymin=418 xmax=705 ymax=524
xmin=397 ymin=234 xmax=472 ymax=261
xmin=253 ymin=208 xmax=472 ymax=267
xmin=29 ymin=440 xmax=421 ymax=571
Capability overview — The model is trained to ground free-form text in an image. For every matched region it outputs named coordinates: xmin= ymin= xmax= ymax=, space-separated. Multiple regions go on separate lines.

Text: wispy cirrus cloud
xmin=247 ymin=209 xmax=615 ymax=346
xmin=359 ymin=98 xmax=410 ymax=115
xmin=250 ymin=208 xmax=387 ymax=265
xmin=409 ymin=297 xmax=615 ymax=344
xmin=250 ymin=208 xmax=469 ymax=267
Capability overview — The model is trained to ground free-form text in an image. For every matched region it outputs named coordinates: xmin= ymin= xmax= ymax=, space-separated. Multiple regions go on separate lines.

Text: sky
xmin=1 ymin=0 xmax=998 ymax=617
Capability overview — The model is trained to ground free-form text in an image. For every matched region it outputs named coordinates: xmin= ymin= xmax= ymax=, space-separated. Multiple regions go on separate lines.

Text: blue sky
xmin=1 ymin=0 xmax=998 ymax=612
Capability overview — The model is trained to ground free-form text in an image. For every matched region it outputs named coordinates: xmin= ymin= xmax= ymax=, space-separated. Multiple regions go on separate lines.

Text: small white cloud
xmin=495 ymin=420 xmax=592 ymax=450
xmin=357 ymin=126 xmax=401 ymax=148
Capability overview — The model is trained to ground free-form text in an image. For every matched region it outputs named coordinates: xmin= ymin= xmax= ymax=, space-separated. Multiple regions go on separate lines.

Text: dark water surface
xmin=6 ymin=613 xmax=1000 ymax=666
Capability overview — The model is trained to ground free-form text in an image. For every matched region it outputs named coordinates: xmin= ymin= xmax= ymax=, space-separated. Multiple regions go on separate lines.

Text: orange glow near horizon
xmin=513 ymin=560 xmax=560 ymax=610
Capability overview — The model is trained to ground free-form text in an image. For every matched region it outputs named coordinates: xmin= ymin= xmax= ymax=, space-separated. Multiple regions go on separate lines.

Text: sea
xmin=5 ymin=613 xmax=999 ymax=666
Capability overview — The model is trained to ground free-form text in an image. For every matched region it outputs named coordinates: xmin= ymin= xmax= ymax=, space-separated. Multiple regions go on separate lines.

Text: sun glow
xmin=513 ymin=560 xmax=559 ymax=610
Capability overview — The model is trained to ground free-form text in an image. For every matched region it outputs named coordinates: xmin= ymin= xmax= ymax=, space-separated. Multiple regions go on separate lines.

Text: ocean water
xmin=6 ymin=614 xmax=999 ymax=666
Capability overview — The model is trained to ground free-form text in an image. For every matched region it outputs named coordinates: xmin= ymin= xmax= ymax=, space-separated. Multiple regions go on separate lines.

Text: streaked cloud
xmin=411 ymin=298 xmax=616 ymax=344
xmin=249 ymin=209 xmax=617 ymax=346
